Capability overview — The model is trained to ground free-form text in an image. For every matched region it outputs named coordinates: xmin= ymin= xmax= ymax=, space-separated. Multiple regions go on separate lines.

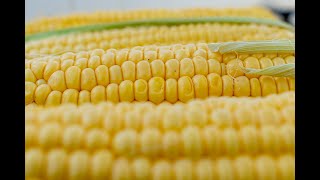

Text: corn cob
xmin=26 ymin=7 xmax=278 ymax=35
xmin=25 ymin=23 xmax=294 ymax=54
xmin=25 ymin=92 xmax=295 ymax=179
xmin=26 ymin=149 xmax=294 ymax=180
xmin=26 ymin=94 xmax=294 ymax=156
xmin=25 ymin=42 xmax=295 ymax=105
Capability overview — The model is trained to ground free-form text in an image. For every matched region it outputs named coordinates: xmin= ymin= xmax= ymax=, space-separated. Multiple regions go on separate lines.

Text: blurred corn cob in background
xmin=26 ymin=7 xmax=278 ymax=35
xmin=26 ymin=91 xmax=295 ymax=179
xmin=25 ymin=22 xmax=294 ymax=54
xmin=25 ymin=7 xmax=294 ymax=54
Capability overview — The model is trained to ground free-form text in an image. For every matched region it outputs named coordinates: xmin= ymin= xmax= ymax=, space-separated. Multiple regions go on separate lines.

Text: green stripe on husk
xmin=208 ymin=39 xmax=295 ymax=54
xmin=25 ymin=16 xmax=294 ymax=42
xmin=242 ymin=63 xmax=295 ymax=78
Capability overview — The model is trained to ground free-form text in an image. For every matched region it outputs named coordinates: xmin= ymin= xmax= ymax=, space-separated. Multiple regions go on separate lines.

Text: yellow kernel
xmin=113 ymin=130 xmax=138 ymax=157
xmin=174 ymin=159 xmax=193 ymax=180
xmin=95 ymin=65 xmax=109 ymax=86
xmin=159 ymin=49 xmax=174 ymax=62
xmin=74 ymin=58 xmax=88 ymax=70
xmin=250 ymin=78 xmax=261 ymax=97
xmin=61 ymin=59 xmax=74 ymax=72
xmin=132 ymin=158 xmax=151 ymax=180
xmin=121 ymin=61 xmax=136 ymax=81
xmin=152 ymin=161 xmax=173 ymax=180
xmin=119 ymin=80 xmax=134 ymax=102
xmin=182 ymin=127 xmax=203 ymax=158
xmin=109 ymin=65 xmax=123 ymax=84
xmin=38 ymin=123 xmax=61 ymax=149
xmin=112 ymin=158 xmax=132 ymax=180
xmin=180 ymin=58 xmax=195 ymax=77
xmin=106 ymin=84 xmax=119 ymax=103
xmin=48 ymin=70 xmax=67 ymax=92
xmin=31 ymin=61 xmax=46 ymax=79
xmin=259 ymin=76 xmax=277 ymax=96
xmin=222 ymin=75 xmax=233 ymax=96
xmin=46 ymin=150 xmax=67 ymax=180
xmin=35 ymin=84 xmax=51 ymax=105
xmin=234 ymin=76 xmax=250 ymax=97
xmin=210 ymin=109 xmax=233 ymax=128
xmin=137 ymin=60 xmax=152 ymax=81
xmin=192 ymin=74 xmax=208 ymax=99
xmin=69 ymin=151 xmax=90 ymax=180
xmin=85 ymin=129 xmax=109 ymax=150
xmin=165 ymin=78 xmax=178 ymax=103
xmin=149 ymin=77 xmax=165 ymax=104
xmin=78 ymin=90 xmax=90 ymax=105
xmin=91 ymin=85 xmax=106 ymax=104
xmin=227 ymin=59 xmax=244 ymax=77
xmin=128 ymin=50 xmax=143 ymax=63
xmin=25 ymin=82 xmax=37 ymax=105
xmin=101 ymin=52 xmax=116 ymax=67
xmin=207 ymin=73 xmax=222 ymax=96
xmin=134 ymin=79 xmax=148 ymax=102
xmin=88 ymin=55 xmax=101 ymax=69
xmin=81 ymin=68 xmax=97 ymax=91
xmin=91 ymin=150 xmax=113 ymax=180
xmin=178 ymin=76 xmax=194 ymax=103
xmin=61 ymin=89 xmax=79 ymax=104
xmin=165 ymin=59 xmax=180 ymax=79
xmin=65 ymin=66 xmax=81 ymax=90
xmin=140 ymin=128 xmax=162 ymax=157
xmin=151 ymin=60 xmax=165 ymax=78
xmin=115 ymin=49 xmax=129 ymax=65
xmin=45 ymin=91 xmax=62 ymax=106
xmin=25 ymin=149 xmax=45 ymax=178
xmin=193 ymin=56 xmax=208 ymax=75
xmin=208 ymin=59 xmax=222 ymax=75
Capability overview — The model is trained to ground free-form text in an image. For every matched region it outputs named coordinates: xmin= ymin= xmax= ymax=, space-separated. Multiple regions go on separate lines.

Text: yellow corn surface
xmin=25 ymin=23 xmax=294 ymax=54
xmin=25 ymin=7 xmax=295 ymax=180
xmin=25 ymin=92 xmax=295 ymax=179
xmin=25 ymin=44 xmax=295 ymax=105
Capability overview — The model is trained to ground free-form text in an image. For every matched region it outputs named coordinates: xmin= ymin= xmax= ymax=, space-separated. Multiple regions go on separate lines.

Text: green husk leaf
xmin=25 ymin=16 xmax=294 ymax=42
xmin=208 ymin=39 xmax=295 ymax=54
xmin=241 ymin=63 xmax=295 ymax=78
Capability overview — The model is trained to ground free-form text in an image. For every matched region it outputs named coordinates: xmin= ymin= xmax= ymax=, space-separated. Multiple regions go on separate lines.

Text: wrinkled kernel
xmin=180 ymin=58 xmax=195 ymax=77
xmin=227 ymin=59 xmax=244 ymax=77
xmin=149 ymin=77 xmax=165 ymax=104
xmin=178 ymin=76 xmax=194 ymax=103
xmin=192 ymin=75 xmax=209 ymax=99
xmin=165 ymin=78 xmax=178 ymax=103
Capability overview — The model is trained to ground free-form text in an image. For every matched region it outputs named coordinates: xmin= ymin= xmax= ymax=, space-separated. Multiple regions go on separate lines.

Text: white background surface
xmin=25 ymin=0 xmax=294 ymax=22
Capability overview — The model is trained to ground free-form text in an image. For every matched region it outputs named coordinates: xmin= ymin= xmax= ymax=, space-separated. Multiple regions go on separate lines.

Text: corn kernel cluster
xmin=25 ymin=7 xmax=295 ymax=180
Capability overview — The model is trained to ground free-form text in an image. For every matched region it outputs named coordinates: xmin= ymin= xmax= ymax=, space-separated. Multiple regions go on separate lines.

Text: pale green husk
xmin=241 ymin=63 xmax=295 ymax=78
xmin=208 ymin=39 xmax=295 ymax=54
xmin=208 ymin=40 xmax=295 ymax=78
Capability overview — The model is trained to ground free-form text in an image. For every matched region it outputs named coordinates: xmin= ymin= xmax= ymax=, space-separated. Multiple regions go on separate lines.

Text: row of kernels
xmin=26 ymin=7 xmax=277 ymax=34
xmin=26 ymin=26 xmax=294 ymax=54
xmin=25 ymin=54 xmax=294 ymax=88
xmin=26 ymin=148 xmax=294 ymax=180
xmin=25 ymin=74 xmax=294 ymax=105
xmin=26 ymin=96 xmax=294 ymax=130
xmin=26 ymin=124 xmax=294 ymax=157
